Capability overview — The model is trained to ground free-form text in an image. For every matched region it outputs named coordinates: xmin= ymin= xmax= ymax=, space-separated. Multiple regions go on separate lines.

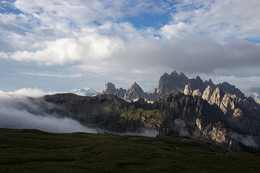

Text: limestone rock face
xmin=190 ymin=85 xmax=260 ymax=136
xmin=201 ymin=86 xmax=240 ymax=116
xmin=184 ymin=85 xmax=192 ymax=95
xmin=202 ymin=86 xmax=213 ymax=101
xmin=101 ymin=83 xmax=127 ymax=99
xmin=157 ymin=71 xmax=189 ymax=95
xmin=192 ymin=89 xmax=201 ymax=97
xmin=187 ymin=76 xmax=208 ymax=92
xmin=157 ymin=72 xmax=211 ymax=96
xmin=220 ymin=93 xmax=235 ymax=114
xmin=102 ymin=82 xmax=117 ymax=94
xmin=115 ymin=88 xmax=127 ymax=98
xmin=208 ymin=87 xmax=223 ymax=106
xmin=124 ymin=82 xmax=146 ymax=101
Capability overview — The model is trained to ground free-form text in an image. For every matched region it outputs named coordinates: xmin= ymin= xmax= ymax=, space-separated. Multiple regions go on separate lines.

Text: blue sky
xmin=0 ymin=0 xmax=260 ymax=93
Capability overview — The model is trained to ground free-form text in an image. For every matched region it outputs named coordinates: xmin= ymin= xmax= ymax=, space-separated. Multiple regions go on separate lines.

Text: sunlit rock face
xmin=184 ymin=83 xmax=260 ymax=137
xmin=202 ymin=85 xmax=213 ymax=101
xmin=184 ymin=85 xmax=192 ymax=95
xmin=192 ymin=89 xmax=201 ymax=97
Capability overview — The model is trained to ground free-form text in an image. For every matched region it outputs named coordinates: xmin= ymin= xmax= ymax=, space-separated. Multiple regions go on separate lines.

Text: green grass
xmin=121 ymin=108 xmax=163 ymax=122
xmin=0 ymin=128 xmax=259 ymax=173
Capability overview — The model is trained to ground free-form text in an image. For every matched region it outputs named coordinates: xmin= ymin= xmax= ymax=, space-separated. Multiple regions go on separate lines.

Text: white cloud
xmin=1 ymin=33 xmax=124 ymax=65
xmin=0 ymin=93 xmax=99 ymax=133
xmin=161 ymin=0 xmax=260 ymax=40
xmin=25 ymin=72 xmax=82 ymax=78
xmin=0 ymin=88 xmax=45 ymax=98
xmin=109 ymin=37 xmax=260 ymax=74
xmin=13 ymin=0 xmax=170 ymax=28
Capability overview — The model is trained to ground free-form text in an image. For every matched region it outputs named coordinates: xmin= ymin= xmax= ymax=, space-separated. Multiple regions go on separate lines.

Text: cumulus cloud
xmin=1 ymin=33 xmax=124 ymax=65
xmin=0 ymin=0 xmax=260 ymax=92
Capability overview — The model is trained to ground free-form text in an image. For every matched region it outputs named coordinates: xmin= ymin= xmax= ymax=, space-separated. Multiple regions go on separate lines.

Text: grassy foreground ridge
xmin=0 ymin=128 xmax=259 ymax=173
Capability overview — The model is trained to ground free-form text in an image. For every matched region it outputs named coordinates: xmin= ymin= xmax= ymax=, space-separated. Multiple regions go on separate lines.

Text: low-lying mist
xmin=0 ymin=92 xmax=99 ymax=133
xmin=0 ymin=90 xmax=158 ymax=137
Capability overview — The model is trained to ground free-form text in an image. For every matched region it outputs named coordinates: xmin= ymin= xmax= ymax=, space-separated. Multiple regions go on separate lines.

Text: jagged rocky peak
xmin=157 ymin=71 xmax=189 ymax=95
xmin=170 ymin=70 xmax=178 ymax=76
xmin=124 ymin=82 xmax=145 ymax=101
xmin=208 ymin=87 xmax=224 ymax=106
xmin=115 ymin=88 xmax=127 ymax=98
xmin=184 ymin=84 xmax=192 ymax=95
xmin=196 ymin=76 xmax=201 ymax=80
xmin=103 ymin=82 xmax=117 ymax=94
xmin=205 ymin=78 xmax=214 ymax=86
xmin=202 ymin=86 xmax=233 ymax=112
xmin=218 ymin=82 xmax=245 ymax=99
xmin=179 ymin=72 xmax=187 ymax=79
xmin=101 ymin=71 xmax=248 ymax=104
xmin=220 ymin=93 xmax=236 ymax=115
xmin=202 ymin=85 xmax=213 ymax=101
xmin=187 ymin=75 xmax=208 ymax=92
xmin=183 ymin=84 xmax=202 ymax=97
xmin=192 ymin=89 xmax=201 ymax=97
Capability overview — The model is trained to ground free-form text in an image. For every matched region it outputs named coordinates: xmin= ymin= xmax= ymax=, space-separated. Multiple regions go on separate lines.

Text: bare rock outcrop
xmin=192 ymin=89 xmax=201 ymax=97
xmin=184 ymin=84 xmax=192 ymax=95
xmin=124 ymin=82 xmax=145 ymax=101
xmin=202 ymin=86 xmax=213 ymax=101
xmin=102 ymin=82 xmax=117 ymax=94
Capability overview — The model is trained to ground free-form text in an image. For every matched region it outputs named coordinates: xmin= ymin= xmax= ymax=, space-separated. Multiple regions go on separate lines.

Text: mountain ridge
xmin=101 ymin=71 xmax=246 ymax=102
xmin=44 ymin=90 xmax=260 ymax=152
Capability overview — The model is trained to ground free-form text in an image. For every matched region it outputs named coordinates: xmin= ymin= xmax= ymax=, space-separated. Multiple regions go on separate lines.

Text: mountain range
xmin=101 ymin=71 xmax=246 ymax=102
xmin=43 ymin=71 xmax=260 ymax=152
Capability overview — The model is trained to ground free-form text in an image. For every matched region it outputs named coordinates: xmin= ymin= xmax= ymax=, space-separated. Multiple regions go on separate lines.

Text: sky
xmin=0 ymin=0 xmax=260 ymax=93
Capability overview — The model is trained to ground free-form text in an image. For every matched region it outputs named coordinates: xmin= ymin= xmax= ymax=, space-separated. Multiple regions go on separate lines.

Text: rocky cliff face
xmin=102 ymin=82 xmax=117 ymax=94
xmin=124 ymin=82 xmax=146 ymax=101
xmin=157 ymin=71 xmax=189 ymax=95
xmin=217 ymin=82 xmax=245 ymax=99
xmin=156 ymin=71 xmax=246 ymax=101
xmin=185 ymin=84 xmax=260 ymax=136
xmin=153 ymin=91 xmax=230 ymax=145
xmin=44 ymin=91 xmax=260 ymax=152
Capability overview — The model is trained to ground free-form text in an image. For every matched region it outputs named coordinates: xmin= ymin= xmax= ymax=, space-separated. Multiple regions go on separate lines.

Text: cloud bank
xmin=0 ymin=92 xmax=99 ymax=133
xmin=0 ymin=90 xmax=158 ymax=136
